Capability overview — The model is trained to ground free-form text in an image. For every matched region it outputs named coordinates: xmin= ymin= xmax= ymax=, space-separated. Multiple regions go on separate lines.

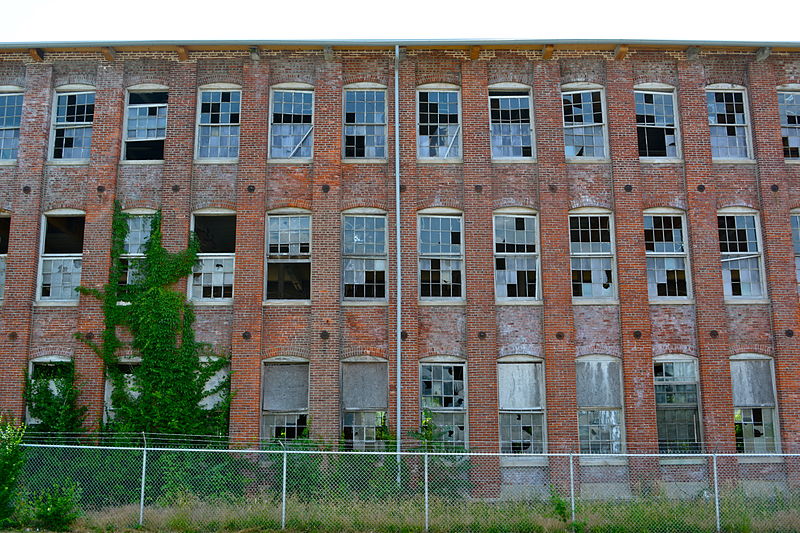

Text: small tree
xmin=0 ymin=417 xmax=25 ymax=525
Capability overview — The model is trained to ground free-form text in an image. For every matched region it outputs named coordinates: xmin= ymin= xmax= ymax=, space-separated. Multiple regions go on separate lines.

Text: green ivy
xmin=24 ymin=361 xmax=87 ymax=436
xmin=0 ymin=417 xmax=25 ymax=526
xmin=77 ymin=203 xmax=231 ymax=441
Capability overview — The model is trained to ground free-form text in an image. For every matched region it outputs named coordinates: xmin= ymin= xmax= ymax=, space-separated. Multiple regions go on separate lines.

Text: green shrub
xmin=0 ymin=418 xmax=25 ymax=526
xmin=25 ymin=482 xmax=82 ymax=531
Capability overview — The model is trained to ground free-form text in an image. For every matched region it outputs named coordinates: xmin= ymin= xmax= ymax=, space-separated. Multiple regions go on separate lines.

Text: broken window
xmin=731 ymin=357 xmax=777 ymax=453
xmin=0 ymin=216 xmax=8 ymax=299
xmin=576 ymin=357 xmax=623 ymax=454
xmin=39 ymin=215 xmax=84 ymax=301
xmin=419 ymin=214 xmax=463 ymax=298
xmin=417 ymin=89 xmax=461 ymax=158
xmin=191 ymin=214 xmax=236 ymax=301
xmin=342 ymin=214 xmax=387 ymax=299
xmin=569 ymin=213 xmax=615 ymax=299
xmin=489 ymin=90 xmax=533 ymax=158
xmin=706 ymin=89 xmax=750 ymax=158
xmin=118 ymin=214 xmax=154 ymax=289
xmin=52 ymin=91 xmax=95 ymax=160
xmin=635 ymin=90 xmax=678 ymax=158
xmin=421 ymin=363 xmax=466 ymax=446
xmin=562 ymin=89 xmax=606 ymax=158
xmin=0 ymin=92 xmax=23 ymax=160
xmin=654 ymin=358 xmax=701 ymax=453
xmin=494 ymin=213 xmax=538 ymax=299
xmin=718 ymin=212 xmax=763 ymax=298
xmin=498 ymin=361 xmax=544 ymax=453
xmin=644 ymin=213 xmax=689 ymax=298
xmin=344 ymin=89 xmax=386 ymax=158
xmin=104 ymin=362 xmax=140 ymax=421
xmin=779 ymin=92 xmax=800 ymax=158
xmin=342 ymin=362 xmax=388 ymax=450
xmin=124 ymin=91 xmax=168 ymax=160
xmin=197 ymin=89 xmax=240 ymax=158
xmin=791 ymin=214 xmax=800 ymax=294
xmin=266 ymin=214 xmax=311 ymax=300
xmin=270 ymin=89 xmax=313 ymax=159
xmin=262 ymin=362 xmax=309 ymax=441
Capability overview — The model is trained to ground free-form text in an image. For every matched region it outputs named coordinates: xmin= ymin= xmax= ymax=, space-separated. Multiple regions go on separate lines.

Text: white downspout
xmin=394 ymin=44 xmax=403 ymax=460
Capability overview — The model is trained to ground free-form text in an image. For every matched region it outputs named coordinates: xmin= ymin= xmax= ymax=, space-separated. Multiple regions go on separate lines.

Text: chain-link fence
xmin=18 ymin=444 xmax=800 ymax=532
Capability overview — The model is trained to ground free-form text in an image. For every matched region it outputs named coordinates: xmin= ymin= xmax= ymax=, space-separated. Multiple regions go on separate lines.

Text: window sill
xmin=341 ymin=300 xmax=389 ymax=307
xmin=46 ymin=159 xmax=89 ymax=166
xmin=500 ymin=455 xmax=549 ymax=467
xmin=495 ymin=299 xmax=543 ymax=306
xmin=712 ymin=158 xmax=756 ymax=165
xmin=263 ymin=299 xmax=312 ymax=306
xmin=491 ymin=158 xmax=536 ymax=164
xmin=649 ymin=298 xmax=695 ymax=305
xmin=724 ymin=298 xmax=770 ymax=305
xmin=119 ymin=160 xmax=164 ymax=165
xmin=268 ymin=158 xmax=312 ymax=165
xmin=639 ymin=157 xmax=683 ymax=164
xmin=659 ymin=456 xmax=707 ymax=465
xmin=191 ymin=300 xmax=234 ymax=306
xmin=193 ymin=158 xmax=239 ymax=164
xmin=0 ymin=159 xmax=17 ymax=166
xmin=579 ymin=455 xmax=627 ymax=466
xmin=342 ymin=158 xmax=388 ymax=164
xmin=565 ymin=157 xmax=611 ymax=164
xmin=416 ymin=158 xmax=463 ymax=164
xmin=34 ymin=300 xmax=80 ymax=307
xmin=737 ymin=455 xmax=783 ymax=464
xmin=572 ymin=299 xmax=619 ymax=305
xmin=418 ymin=299 xmax=466 ymax=306
xmin=784 ymin=159 xmax=800 ymax=165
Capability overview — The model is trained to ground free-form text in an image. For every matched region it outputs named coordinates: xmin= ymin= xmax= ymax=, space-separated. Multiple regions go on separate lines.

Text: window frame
xmin=342 ymin=83 xmax=388 ymax=162
xmin=778 ymin=85 xmax=800 ymax=161
xmin=122 ymin=84 xmax=169 ymax=162
xmin=417 ymin=208 xmax=465 ymax=302
xmin=493 ymin=208 xmax=540 ymax=303
xmin=261 ymin=358 xmax=310 ymax=442
xmin=634 ymin=84 xmax=681 ymax=161
xmin=561 ymin=83 xmax=609 ymax=162
xmin=265 ymin=209 xmax=312 ymax=302
xmin=791 ymin=210 xmax=800 ymax=294
xmin=575 ymin=354 xmax=625 ymax=455
xmin=416 ymin=84 xmax=462 ymax=162
xmin=0 ymin=212 xmax=9 ymax=301
xmin=189 ymin=208 xmax=236 ymax=304
xmin=36 ymin=209 xmax=85 ymax=304
xmin=497 ymin=356 xmax=546 ymax=454
xmin=644 ymin=208 xmax=692 ymax=302
xmin=26 ymin=355 xmax=73 ymax=425
xmin=341 ymin=208 xmax=388 ymax=302
xmin=194 ymin=83 xmax=241 ymax=162
xmin=268 ymin=83 xmax=315 ymax=162
xmin=653 ymin=354 xmax=703 ymax=454
xmin=705 ymin=84 xmax=753 ymax=161
xmin=340 ymin=357 xmax=389 ymax=451
xmin=487 ymin=83 xmax=535 ymax=161
xmin=730 ymin=353 xmax=780 ymax=454
xmin=568 ymin=208 xmax=617 ymax=303
xmin=50 ymin=85 xmax=95 ymax=163
xmin=0 ymin=86 xmax=24 ymax=163
xmin=717 ymin=207 xmax=767 ymax=302
xmin=118 ymin=208 xmax=156 ymax=295
xmin=419 ymin=358 xmax=467 ymax=448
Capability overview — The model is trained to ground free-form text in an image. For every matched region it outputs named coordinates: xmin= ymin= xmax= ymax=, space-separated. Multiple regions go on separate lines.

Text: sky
xmin=1 ymin=0 xmax=796 ymax=44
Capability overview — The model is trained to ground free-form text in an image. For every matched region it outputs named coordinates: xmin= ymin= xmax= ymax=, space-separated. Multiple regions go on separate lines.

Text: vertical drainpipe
xmin=394 ymin=44 xmax=403 ymax=456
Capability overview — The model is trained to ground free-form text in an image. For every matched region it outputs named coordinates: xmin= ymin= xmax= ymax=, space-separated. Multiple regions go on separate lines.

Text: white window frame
xmin=122 ymin=84 xmax=168 ymax=162
xmin=488 ymin=82 xmax=535 ymax=161
xmin=705 ymin=84 xmax=753 ymax=161
xmin=778 ymin=84 xmax=800 ymax=161
xmin=576 ymin=354 xmax=625 ymax=455
xmin=419 ymin=356 xmax=467 ymax=448
xmin=717 ymin=207 xmax=767 ymax=302
xmin=189 ymin=208 xmax=236 ymax=304
xmin=261 ymin=358 xmax=310 ymax=442
xmin=791 ymin=210 xmax=800 ymax=294
xmin=653 ymin=354 xmax=702 ymax=454
xmin=730 ymin=353 xmax=780 ymax=454
xmin=418 ymin=208 xmax=465 ymax=302
xmin=37 ymin=208 xmax=85 ymax=304
xmin=50 ymin=84 xmax=95 ymax=162
xmin=569 ymin=208 xmax=617 ymax=303
xmin=493 ymin=207 xmax=540 ymax=303
xmin=342 ymin=208 xmax=388 ymax=301
xmin=269 ymin=83 xmax=314 ymax=162
xmin=561 ymin=82 xmax=609 ymax=162
xmin=497 ymin=355 xmax=546 ymax=454
xmin=195 ymin=83 xmax=241 ymax=162
xmin=416 ymin=83 xmax=462 ymax=162
xmin=26 ymin=355 xmax=73 ymax=425
xmin=634 ymin=83 xmax=681 ymax=161
xmin=0 ymin=86 xmax=24 ymax=163
xmin=644 ymin=208 xmax=692 ymax=302
xmin=342 ymin=82 xmax=387 ymax=162
xmin=103 ymin=357 xmax=141 ymax=422
xmin=265 ymin=208 xmax=312 ymax=302
xmin=341 ymin=356 xmax=389 ymax=451
xmin=119 ymin=208 xmax=156 ymax=290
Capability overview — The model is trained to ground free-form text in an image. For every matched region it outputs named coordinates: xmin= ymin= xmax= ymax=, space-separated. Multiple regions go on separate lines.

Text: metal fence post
xmin=138 ymin=433 xmax=147 ymax=526
xmin=281 ymin=448 xmax=288 ymax=530
xmin=713 ymin=454 xmax=721 ymax=533
xmin=424 ymin=452 xmax=429 ymax=532
xmin=569 ymin=453 xmax=576 ymax=524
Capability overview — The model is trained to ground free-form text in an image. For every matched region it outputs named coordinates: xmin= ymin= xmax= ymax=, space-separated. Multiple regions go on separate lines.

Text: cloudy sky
xmin=1 ymin=0 xmax=795 ymax=44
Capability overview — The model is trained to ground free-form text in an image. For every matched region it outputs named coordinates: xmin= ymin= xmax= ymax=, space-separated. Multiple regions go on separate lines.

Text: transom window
xmin=421 ymin=363 xmax=466 ymax=446
xmin=494 ymin=214 xmax=538 ymax=299
xmin=270 ymin=90 xmax=313 ymax=159
xmin=419 ymin=214 xmax=463 ymax=299
xmin=718 ymin=213 xmax=763 ymax=298
xmin=342 ymin=214 xmax=387 ymax=299
xmin=654 ymin=359 xmax=701 ymax=453
xmin=344 ymin=90 xmax=386 ymax=159
xmin=53 ymin=91 xmax=95 ymax=160
xmin=569 ymin=214 xmax=615 ymax=299
xmin=124 ymin=91 xmax=168 ymax=160
xmin=706 ymin=89 xmax=750 ymax=159
xmin=417 ymin=90 xmax=461 ymax=159
xmin=197 ymin=89 xmax=240 ymax=159
xmin=635 ymin=91 xmax=678 ymax=158
xmin=0 ymin=92 xmax=23 ymax=160
xmin=489 ymin=90 xmax=533 ymax=158
xmin=778 ymin=91 xmax=800 ymax=158
xmin=644 ymin=214 xmax=689 ymax=298
xmin=562 ymin=89 xmax=606 ymax=159
xmin=267 ymin=214 xmax=311 ymax=300
xmin=498 ymin=361 xmax=545 ymax=454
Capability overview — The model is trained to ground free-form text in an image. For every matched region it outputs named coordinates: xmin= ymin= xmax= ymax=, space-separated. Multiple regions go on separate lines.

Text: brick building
xmin=1 ymin=39 xmax=799 ymax=463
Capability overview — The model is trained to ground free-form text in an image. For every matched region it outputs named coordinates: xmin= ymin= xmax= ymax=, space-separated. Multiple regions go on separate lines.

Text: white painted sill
xmin=263 ymin=300 xmax=312 ymax=307
xmin=491 ymin=158 xmax=537 ymax=164
xmin=341 ymin=300 xmax=389 ymax=307
xmin=639 ymin=157 xmax=683 ymax=164
xmin=495 ymin=299 xmax=543 ymax=306
xmin=572 ymin=299 xmax=619 ymax=306
xmin=0 ymin=160 xmax=17 ymax=166
xmin=712 ymin=158 xmax=756 ymax=165
xmin=579 ymin=455 xmax=628 ymax=466
xmin=649 ymin=298 xmax=695 ymax=305
xmin=784 ymin=159 xmax=800 ymax=165
xmin=500 ymin=455 xmax=549 ymax=467
xmin=659 ymin=456 xmax=707 ymax=466
xmin=193 ymin=158 xmax=239 ymax=165
xmin=724 ymin=298 xmax=770 ymax=305
xmin=34 ymin=300 xmax=80 ymax=307
xmin=268 ymin=158 xmax=313 ymax=165
xmin=46 ymin=159 xmax=89 ymax=166
xmin=418 ymin=299 xmax=466 ymax=306
xmin=737 ymin=455 xmax=784 ymax=464
xmin=191 ymin=300 xmax=234 ymax=307
xmin=119 ymin=160 xmax=164 ymax=165
xmin=565 ymin=157 xmax=611 ymax=164
xmin=342 ymin=158 xmax=388 ymax=164
xmin=416 ymin=158 xmax=463 ymax=164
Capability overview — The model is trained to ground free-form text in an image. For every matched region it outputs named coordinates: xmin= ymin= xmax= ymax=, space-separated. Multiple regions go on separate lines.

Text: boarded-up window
xmin=731 ymin=359 xmax=774 ymax=407
xmin=498 ymin=362 xmax=543 ymax=410
xmin=342 ymin=362 xmax=388 ymax=410
xmin=576 ymin=358 xmax=622 ymax=408
xmin=576 ymin=357 xmax=623 ymax=454
xmin=498 ymin=361 xmax=545 ymax=454
xmin=262 ymin=363 xmax=309 ymax=412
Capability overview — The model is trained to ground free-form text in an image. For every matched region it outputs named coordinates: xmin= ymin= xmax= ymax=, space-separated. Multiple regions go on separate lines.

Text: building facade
xmin=0 ymin=40 xmax=799 ymax=463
